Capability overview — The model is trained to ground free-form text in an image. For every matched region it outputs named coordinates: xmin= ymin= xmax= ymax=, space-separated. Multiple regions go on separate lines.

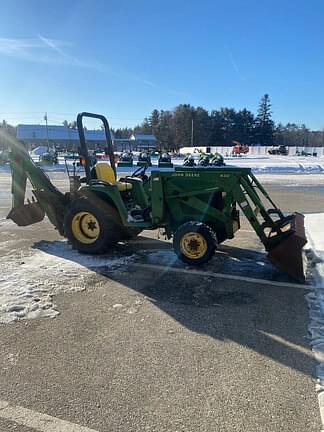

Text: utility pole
xmin=44 ymin=112 xmax=50 ymax=152
xmin=191 ymin=118 xmax=194 ymax=147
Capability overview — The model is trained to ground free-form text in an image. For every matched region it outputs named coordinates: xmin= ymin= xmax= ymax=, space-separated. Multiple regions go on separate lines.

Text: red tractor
xmin=232 ymin=141 xmax=249 ymax=156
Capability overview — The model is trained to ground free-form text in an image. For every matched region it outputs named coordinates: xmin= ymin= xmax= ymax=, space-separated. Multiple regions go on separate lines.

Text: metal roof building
xmin=130 ymin=133 xmax=157 ymax=141
xmin=16 ymin=124 xmax=157 ymax=151
xmin=130 ymin=133 xmax=157 ymax=150
xmin=17 ymin=124 xmax=111 ymax=141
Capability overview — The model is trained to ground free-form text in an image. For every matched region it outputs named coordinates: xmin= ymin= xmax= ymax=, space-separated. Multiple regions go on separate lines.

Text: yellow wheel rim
xmin=180 ymin=232 xmax=207 ymax=259
xmin=71 ymin=211 xmax=100 ymax=244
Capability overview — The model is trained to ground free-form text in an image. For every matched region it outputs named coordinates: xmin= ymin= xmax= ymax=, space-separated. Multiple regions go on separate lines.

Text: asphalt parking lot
xmin=0 ymin=171 xmax=323 ymax=431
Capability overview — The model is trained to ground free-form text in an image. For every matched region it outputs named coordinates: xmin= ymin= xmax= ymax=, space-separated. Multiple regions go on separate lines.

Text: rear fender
xmin=79 ymin=185 xmax=129 ymax=225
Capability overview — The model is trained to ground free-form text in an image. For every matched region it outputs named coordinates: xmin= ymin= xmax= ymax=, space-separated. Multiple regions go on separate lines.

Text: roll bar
xmin=76 ymin=112 xmax=116 ymax=183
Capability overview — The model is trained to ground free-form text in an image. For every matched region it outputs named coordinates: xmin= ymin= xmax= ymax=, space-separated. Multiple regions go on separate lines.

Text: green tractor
xmin=183 ymin=154 xmax=196 ymax=167
xmin=117 ymin=151 xmax=133 ymax=167
xmin=37 ymin=151 xmax=58 ymax=166
xmin=7 ymin=112 xmax=307 ymax=281
xmin=210 ymin=152 xmax=225 ymax=167
xmin=158 ymin=152 xmax=173 ymax=168
xmin=137 ymin=151 xmax=151 ymax=167
xmin=197 ymin=152 xmax=211 ymax=166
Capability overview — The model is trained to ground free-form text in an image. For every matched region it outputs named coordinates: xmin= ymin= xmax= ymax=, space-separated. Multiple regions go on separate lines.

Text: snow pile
xmin=305 ymin=214 xmax=324 ymax=287
xmin=222 ymin=155 xmax=324 ymax=173
xmin=304 ymin=214 xmax=324 ymax=427
xmin=0 ymin=240 xmax=135 ymax=324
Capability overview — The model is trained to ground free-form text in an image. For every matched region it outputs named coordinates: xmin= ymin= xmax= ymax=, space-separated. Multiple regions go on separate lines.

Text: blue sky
xmin=0 ymin=0 xmax=323 ymax=130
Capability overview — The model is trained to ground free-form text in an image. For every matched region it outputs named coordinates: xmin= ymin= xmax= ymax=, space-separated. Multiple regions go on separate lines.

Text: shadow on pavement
xmin=33 ymin=235 xmax=315 ymax=379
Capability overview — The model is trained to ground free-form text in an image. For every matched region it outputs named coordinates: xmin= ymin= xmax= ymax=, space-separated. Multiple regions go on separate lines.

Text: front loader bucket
xmin=7 ymin=202 xmax=45 ymax=226
xmin=267 ymin=213 xmax=307 ymax=282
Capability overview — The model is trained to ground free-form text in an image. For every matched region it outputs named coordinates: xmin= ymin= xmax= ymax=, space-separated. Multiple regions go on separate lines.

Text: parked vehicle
xmin=118 ymin=151 xmax=133 ymax=167
xmin=268 ymin=145 xmax=288 ymax=155
xmin=295 ymin=149 xmax=317 ymax=157
xmin=232 ymin=141 xmax=249 ymax=156
xmin=137 ymin=152 xmax=152 ymax=167
xmin=210 ymin=153 xmax=225 ymax=166
xmin=183 ymin=154 xmax=196 ymax=166
xmin=7 ymin=112 xmax=307 ymax=281
xmin=158 ymin=152 xmax=173 ymax=168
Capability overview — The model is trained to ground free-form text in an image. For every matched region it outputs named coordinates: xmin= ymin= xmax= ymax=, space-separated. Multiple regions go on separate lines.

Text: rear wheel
xmin=64 ymin=197 xmax=123 ymax=254
xmin=173 ymin=222 xmax=217 ymax=265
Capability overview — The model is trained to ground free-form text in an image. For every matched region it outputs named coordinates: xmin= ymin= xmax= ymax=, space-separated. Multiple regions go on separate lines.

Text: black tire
xmin=64 ymin=197 xmax=123 ymax=254
xmin=173 ymin=222 xmax=217 ymax=266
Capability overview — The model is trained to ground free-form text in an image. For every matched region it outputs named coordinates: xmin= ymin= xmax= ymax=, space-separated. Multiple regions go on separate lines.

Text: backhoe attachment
xmin=7 ymin=200 xmax=45 ymax=226
xmin=6 ymin=135 xmax=67 ymax=233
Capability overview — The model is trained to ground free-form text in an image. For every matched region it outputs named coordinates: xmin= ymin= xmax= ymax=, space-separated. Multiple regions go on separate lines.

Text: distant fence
xmin=179 ymin=146 xmax=324 ymax=157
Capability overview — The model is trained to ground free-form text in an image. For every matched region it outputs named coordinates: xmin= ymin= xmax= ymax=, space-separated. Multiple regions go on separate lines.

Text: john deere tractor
xmin=117 ymin=151 xmax=133 ymax=167
xmin=158 ymin=152 xmax=173 ymax=168
xmin=137 ymin=152 xmax=151 ymax=167
xmin=7 ymin=112 xmax=307 ymax=281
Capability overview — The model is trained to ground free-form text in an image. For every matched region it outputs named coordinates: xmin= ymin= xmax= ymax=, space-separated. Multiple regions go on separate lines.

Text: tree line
xmin=1 ymin=95 xmax=323 ymax=151
xmin=114 ymin=94 xmax=323 ymax=150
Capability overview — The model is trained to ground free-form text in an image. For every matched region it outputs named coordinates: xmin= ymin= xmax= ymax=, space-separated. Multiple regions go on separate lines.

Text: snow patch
xmin=0 ymin=218 xmax=14 ymax=227
xmin=0 ymin=240 xmax=135 ymax=324
xmin=305 ymin=214 xmax=324 ymax=287
xmin=304 ymin=214 xmax=324 ymax=428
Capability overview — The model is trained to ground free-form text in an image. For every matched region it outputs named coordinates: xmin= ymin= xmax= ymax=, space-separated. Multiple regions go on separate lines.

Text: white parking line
xmin=130 ymin=263 xmax=311 ymax=290
xmin=0 ymin=400 xmax=99 ymax=432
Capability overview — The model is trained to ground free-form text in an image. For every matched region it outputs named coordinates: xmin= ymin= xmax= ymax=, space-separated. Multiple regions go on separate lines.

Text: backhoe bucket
xmin=7 ymin=202 xmax=45 ymax=226
xmin=267 ymin=213 xmax=307 ymax=282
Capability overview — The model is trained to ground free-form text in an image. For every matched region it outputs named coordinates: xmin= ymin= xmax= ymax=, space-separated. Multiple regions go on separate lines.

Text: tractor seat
xmin=94 ymin=162 xmax=132 ymax=192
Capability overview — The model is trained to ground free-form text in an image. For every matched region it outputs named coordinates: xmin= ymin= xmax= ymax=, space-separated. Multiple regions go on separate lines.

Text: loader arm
xmin=232 ymin=171 xmax=307 ymax=281
xmin=7 ymin=137 xmax=68 ymax=233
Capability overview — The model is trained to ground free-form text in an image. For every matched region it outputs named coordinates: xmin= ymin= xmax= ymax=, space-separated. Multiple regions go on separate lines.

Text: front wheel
xmin=173 ymin=222 xmax=217 ymax=266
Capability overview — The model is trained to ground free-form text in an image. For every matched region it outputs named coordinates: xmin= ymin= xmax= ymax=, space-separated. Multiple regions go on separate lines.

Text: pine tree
xmin=149 ymin=109 xmax=160 ymax=139
xmin=193 ymin=107 xmax=210 ymax=147
xmin=135 ymin=117 xmax=151 ymax=134
xmin=219 ymin=108 xmax=237 ymax=144
xmin=254 ymin=94 xmax=274 ymax=145
xmin=173 ymin=104 xmax=194 ymax=148
xmin=159 ymin=110 xmax=175 ymax=150
xmin=234 ymin=109 xmax=255 ymax=144
xmin=209 ymin=110 xmax=225 ymax=145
